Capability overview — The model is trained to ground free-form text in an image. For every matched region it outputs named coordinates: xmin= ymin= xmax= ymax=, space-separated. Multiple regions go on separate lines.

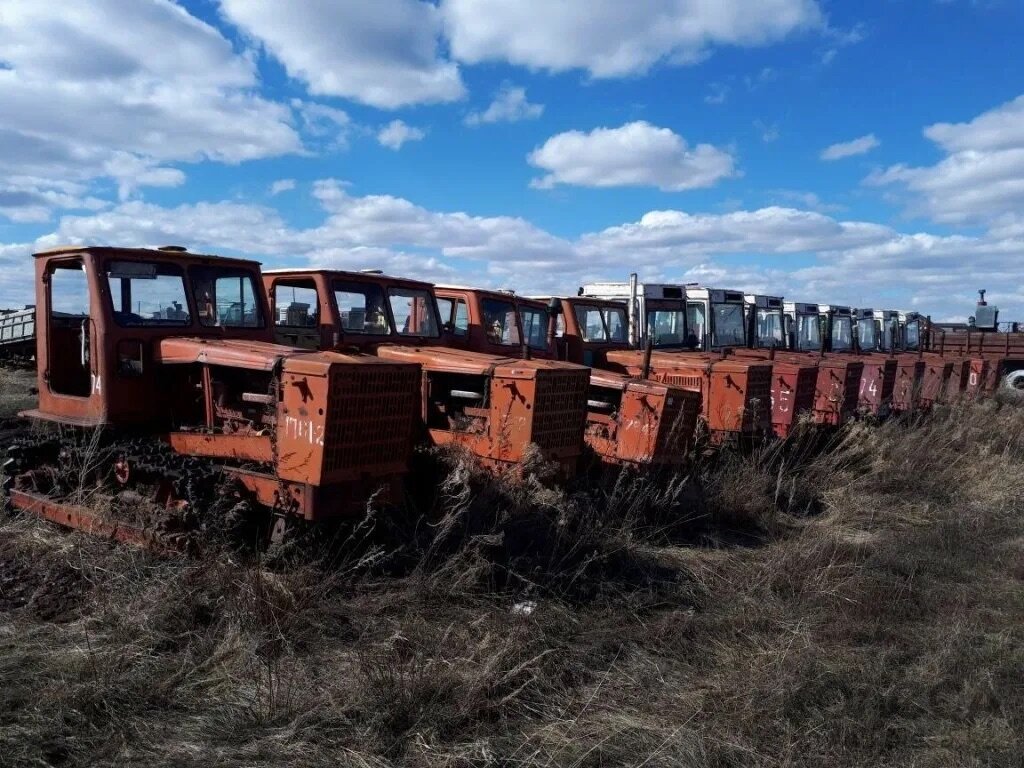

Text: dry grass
xmin=1 ymin=382 xmax=1023 ymax=766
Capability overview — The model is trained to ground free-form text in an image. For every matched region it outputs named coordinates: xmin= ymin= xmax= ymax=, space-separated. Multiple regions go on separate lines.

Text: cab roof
xmin=264 ymin=267 xmax=435 ymax=291
xmin=33 ymin=244 xmax=261 ymax=270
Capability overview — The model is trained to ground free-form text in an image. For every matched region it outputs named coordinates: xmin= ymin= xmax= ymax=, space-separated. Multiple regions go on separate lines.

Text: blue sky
xmin=1 ymin=0 xmax=1023 ymax=319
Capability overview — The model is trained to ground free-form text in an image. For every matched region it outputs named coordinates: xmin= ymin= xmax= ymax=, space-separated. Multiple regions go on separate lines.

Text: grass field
xmin=1 ymin=369 xmax=1022 ymax=767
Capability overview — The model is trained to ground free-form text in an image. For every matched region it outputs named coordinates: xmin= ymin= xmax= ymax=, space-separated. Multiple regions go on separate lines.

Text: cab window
xmin=189 ymin=267 xmax=264 ymax=328
xmin=106 ymin=261 xmax=190 ymax=326
xmin=519 ymin=306 xmax=548 ymax=349
xmin=604 ymin=308 xmax=627 ymax=342
xmin=573 ymin=305 xmax=607 ymax=342
xmin=437 ymin=297 xmax=469 ymax=336
xmin=390 ymin=287 xmax=440 ymax=337
xmin=481 ymin=298 xmax=520 ymax=345
xmin=333 ymin=281 xmax=390 ymax=335
xmin=273 ymin=281 xmax=319 ymax=327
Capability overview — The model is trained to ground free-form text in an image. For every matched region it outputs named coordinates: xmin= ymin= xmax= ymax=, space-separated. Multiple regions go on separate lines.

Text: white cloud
xmin=868 ymin=95 xmax=1024 ymax=226
xmin=20 ymin=180 xmax=1024 ymax=318
xmin=705 ymin=82 xmax=730 ymax=105
xmin=220 ymin=0 xmax=465 ymax=109
xmin=442 ymin=0 xmax=823 ymax=77
xmin=820 ymin=134 xmax=880 ymax=160
xmin=528 ymin=122 xmax=738 ymax=191
xmin=464 ymin=83 xmax=544 ymax=126
xmin=755 ymin=120 xmax=780 ymax=143
xmin=377 ymin=120 xmax=426 ymax=150
xmin=0 ymin=0 xmax=301 ymax=221
xmin=465 ymin=84 xmax=544 ymax=126
xmin=270 ymin=179 xmax=296 ymax=196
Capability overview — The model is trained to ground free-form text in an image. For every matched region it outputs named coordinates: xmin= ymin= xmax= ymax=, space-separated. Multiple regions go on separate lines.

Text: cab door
xmin=37 ymin=255 xmax=105 ymax=424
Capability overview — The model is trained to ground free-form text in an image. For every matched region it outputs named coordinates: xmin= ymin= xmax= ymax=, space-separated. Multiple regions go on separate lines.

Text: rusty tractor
xmin=432 ymin=285 xmax=699 ymax=467
xmin=576 ymin=280 xmax=773 ymax=444
xmin=264 ymin=270 xmax=590 ymax=475
xmin=777 ymin=301 xmax=864 ymax=426
xmin=3 ymin=246 xmax=422 ymax=548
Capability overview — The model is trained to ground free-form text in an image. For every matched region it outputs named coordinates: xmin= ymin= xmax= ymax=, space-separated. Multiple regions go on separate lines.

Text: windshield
xmin=646 ymin=309 xmax=690 ymax=348
xmin=882 ymin=318 xmax=900 ymax=352
xmin=795 ymin=313 xmax=821 ymax=351
xmin=905 ymin=320 xmax=920 ymax=350
xmin=333 ymin=280 xmax=390 ymax=335
xmin=189 ymin=266 xmax=264 ymax=328
xmin=831 ymin=317 xmax=853 ymax=352
xmin=482 ymin=298 xmax=521 ymax=346
xmin=712 ymin=302 xmax=746 ymax=348
xmin=756 ymin=308 xmax=785 ymax=348
xmin=573 ymin=304 xmax=608 ymax=341
xmin=389 ymin=287 xmax=440 ymax=337
xmin=603 ymin=308 xmax=628 ymax=342
xmin=857 ymin=318 xmax=878 ymax=351
xmin=106 ymin=261 xmax=190 ymax=326
xmin=572 ymin=303 xmax=629 ymax=345
xmin=519 ymin=306 xmax=549 ymax=349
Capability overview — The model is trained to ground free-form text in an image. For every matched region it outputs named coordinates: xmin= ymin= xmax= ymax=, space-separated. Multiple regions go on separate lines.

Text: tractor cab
xmin=818 ymin=305 xmax=856 ymax=353
xmin=784 ymin=301 xmax=825 ymax=352
xmin=743 ymin=294 xmax=786 ymax=350
xmin=575 ymin=281 xmax=691 ymax=350
xmin=433 ymin=286 xmax=550 ymax=357
xmin=264 ymin=268 xmax=442 ymax=352
xmin=32 ymin=245 xmax=271 ymax=428
xmin=857 ymin=308 xmax=909 ymax=352
xmin=682 ymin=286 xmax=747 ymax=351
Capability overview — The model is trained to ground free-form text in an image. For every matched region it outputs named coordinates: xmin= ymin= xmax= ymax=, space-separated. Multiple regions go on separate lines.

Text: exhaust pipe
xmin=640 ymin=336 xmax=653 ymax=380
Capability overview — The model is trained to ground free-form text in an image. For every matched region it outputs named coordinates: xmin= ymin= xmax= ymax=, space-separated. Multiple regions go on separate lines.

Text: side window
xmin=574 ymin=307 xmax=607 ymax=342
xmin=452 ymin=299 xmax=469 ymax=336
xmin=274 ymin=282 xmax=319 ymax=327
xmin=604 ymin=309 xmax=627 ymax=342
xmin=191 ymin=269 xmax=264 ymax=328
xmin=436 ymin=297 xmax=454 ymax=327
xmin=555 ymin=314 xmax=565 ymax=338
xmin=51 ymin=263 xmax=90 ymax=322
xmin=333 ymin=282 xmax=389 ymax=335
xmin=49 ymin=261 xmax=93 ymax=397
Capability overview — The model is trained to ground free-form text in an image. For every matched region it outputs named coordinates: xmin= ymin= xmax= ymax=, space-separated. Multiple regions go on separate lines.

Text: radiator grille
xmin=881 ymin=359 xmax=897 ymax=401
xmin=662 ymin=373 xmax=704 ymax=392
xmin=322 ymin=364 xmax=419 ymax=477
xmin=794 ymin=367 xmax=818 ymax=415
xmin=745 ymin=366 xmax=772 ymax=427
xmin=531 ymin=369 xmax=588 ymax=452
xmin=658 ymin=390 xmax=700 ymax=453
xmin=843 ymin=362 xmax=863 ymax=413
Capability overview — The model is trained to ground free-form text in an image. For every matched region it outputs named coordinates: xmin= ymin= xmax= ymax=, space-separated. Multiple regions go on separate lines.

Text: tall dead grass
xmin=1 ymin=397 xmax=1023 ymax=766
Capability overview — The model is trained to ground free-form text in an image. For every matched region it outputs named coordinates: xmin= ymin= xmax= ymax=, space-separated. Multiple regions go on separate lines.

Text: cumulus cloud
xmin=528 ymin=122 xmax=738 ymax=191
xmin=0 ymin=0 xmax=301 ymax=221
xmin=867 ymin=94 xmax=1024 ymax=226
xmin=377 ymin=120 xmax=426 ymax=150
xmin=270 ymin=179 xmax=296 ymax=196
xmin=465 ymin=84 xmax=544 ymax=126
xmin=16 ymin=181 xmax=1024 ymax=318
xmin=220 ymin=0 xmax=465 ymax=109
xmin=442 ymin=0 xmax=823 ymax=77
xmin=820 ymin=134 xmax=880 ymax=161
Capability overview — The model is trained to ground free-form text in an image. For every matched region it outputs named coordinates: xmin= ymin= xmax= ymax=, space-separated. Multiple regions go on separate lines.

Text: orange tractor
xmin=263 ymin=270 xmax=592 ymax=474
xmin=571 ymin=280 xmax=773 ymax=444
xmin=3 ymin=246 xmax=422 ymax=546
xmin=736 ymin=294 xmax=862 ymax=431
xmin=427 ymin=284 xmax=700 ymax=467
